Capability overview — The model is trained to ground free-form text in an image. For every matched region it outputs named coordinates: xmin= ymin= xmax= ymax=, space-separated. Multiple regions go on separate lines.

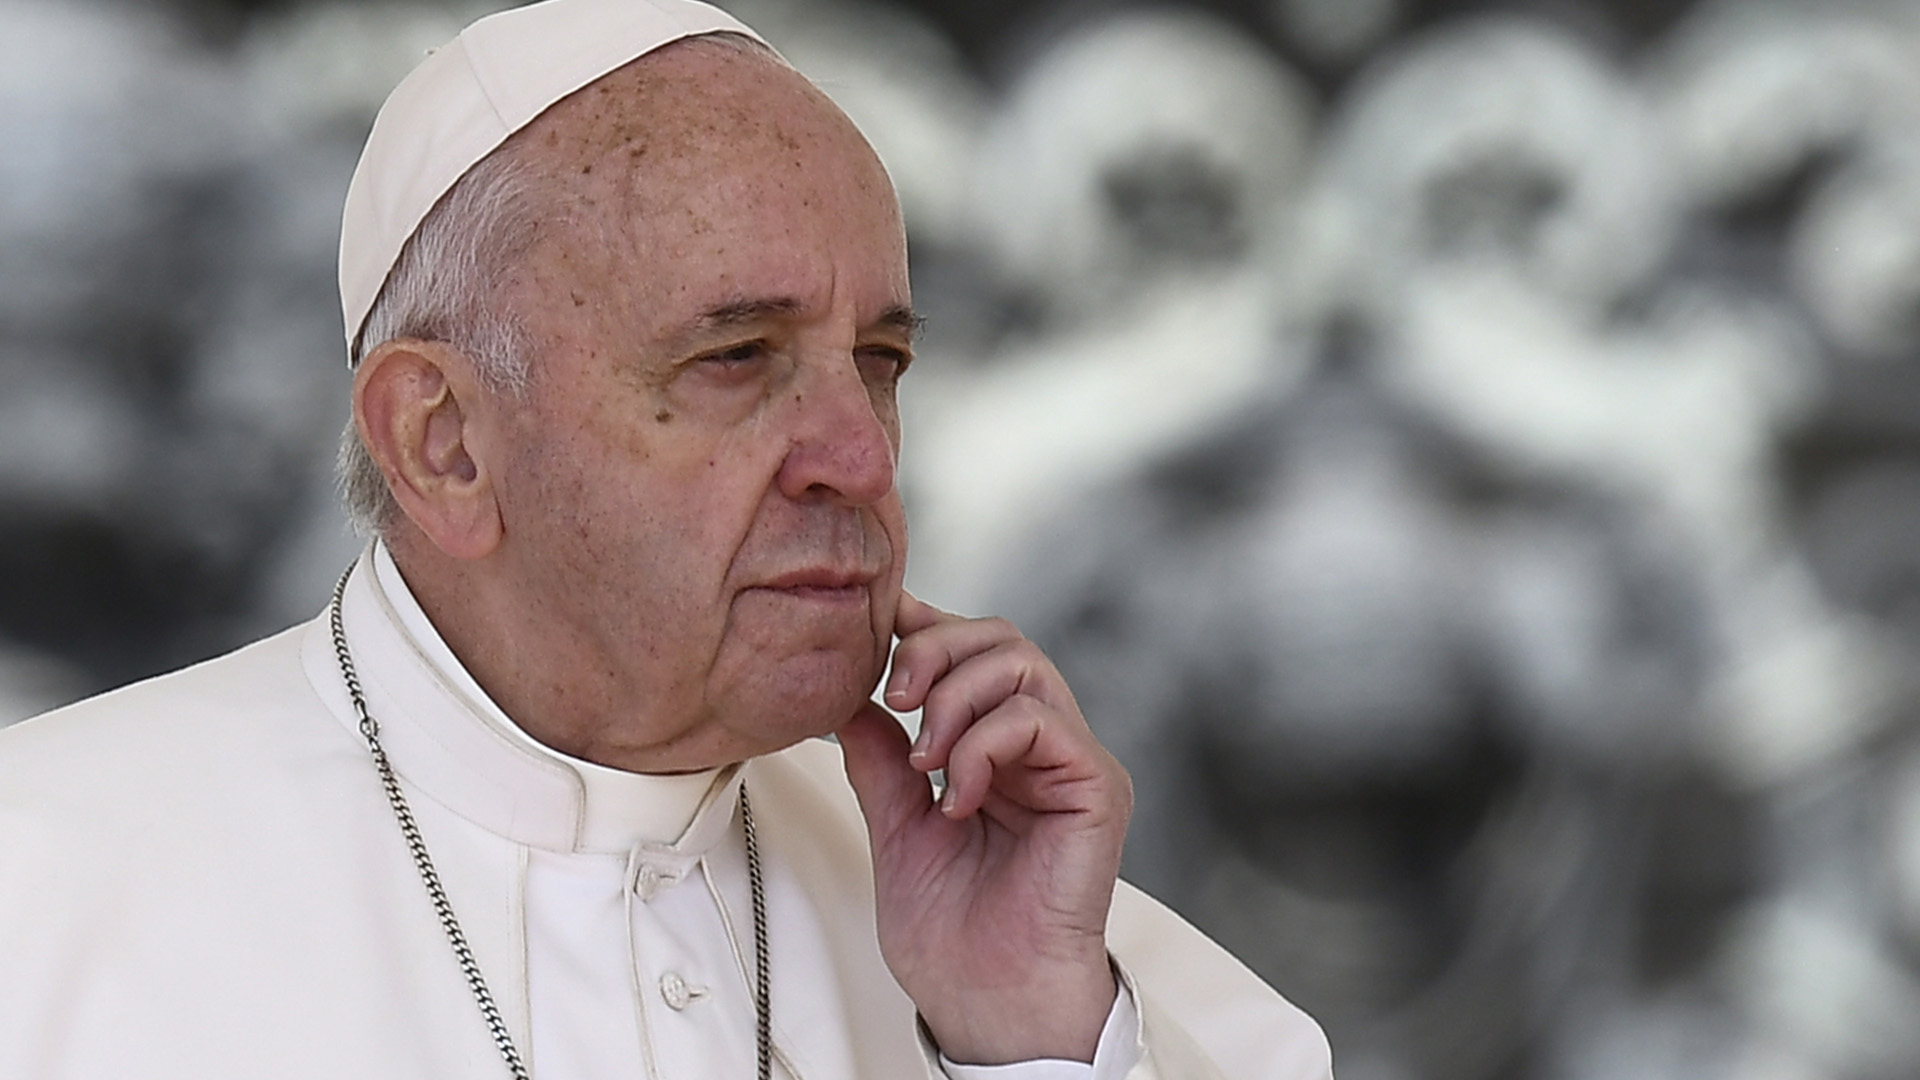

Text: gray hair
xmin=336 ymin=142 xmax=546 ymax=537
xmin=335 ymin=31 xmax=786 ymax=538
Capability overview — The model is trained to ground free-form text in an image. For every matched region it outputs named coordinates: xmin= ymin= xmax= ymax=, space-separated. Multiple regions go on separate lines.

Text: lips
xmin=745 ymin=567 xmax=878 ymax=604
xmin=758 ymin=567 xmax=873 ymax=590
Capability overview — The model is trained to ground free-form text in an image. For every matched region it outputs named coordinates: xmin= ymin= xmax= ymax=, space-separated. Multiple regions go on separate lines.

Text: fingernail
xmin=909 ymin=726 xmax=930 ymax=760
xmin=939 ymin=786 xmax=956 ymax=814
xmin=885 ymin=666 xmax=909 ymax=704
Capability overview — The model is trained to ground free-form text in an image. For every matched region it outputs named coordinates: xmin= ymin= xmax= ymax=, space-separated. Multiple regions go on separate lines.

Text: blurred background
xmin=6 ymin=0 xmax=1920 ymax=1075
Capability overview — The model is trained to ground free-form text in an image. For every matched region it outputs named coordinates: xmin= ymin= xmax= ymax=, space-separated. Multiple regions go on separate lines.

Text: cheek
xmin=514 ymin=386 xmax=755 ymax=553
xmin=869 ymin=503 xmax=909 ymax=638
xmin=492 ymin=416 xmax=678 ymax=609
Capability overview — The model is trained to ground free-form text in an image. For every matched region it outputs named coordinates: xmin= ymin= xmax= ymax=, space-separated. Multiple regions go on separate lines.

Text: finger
xmin=884 ymin=610 xmax=1024 ymax=714
xmin=939 ymin=696 xmax=1110 ymax=819
xmin=838 ymin=702 xmax=937 ymax=845
xmin=893 ymin=591 xmax=951 ymax=637
xmin=911 ymin=640 xmax=1082 ymax=771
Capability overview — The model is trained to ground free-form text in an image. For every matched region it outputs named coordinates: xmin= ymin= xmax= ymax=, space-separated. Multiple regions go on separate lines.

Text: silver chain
xmin=327 ymin=568 xmax=772 ymax=1080
xmin=743 ymin=789 xmax=771 ymax=1080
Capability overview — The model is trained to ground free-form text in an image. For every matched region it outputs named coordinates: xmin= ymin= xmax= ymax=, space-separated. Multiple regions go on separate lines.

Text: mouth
xmin=747 ymin=568 xmax=877 ymax=604
xmin=772 ymin=584 xmax=866 ymax=603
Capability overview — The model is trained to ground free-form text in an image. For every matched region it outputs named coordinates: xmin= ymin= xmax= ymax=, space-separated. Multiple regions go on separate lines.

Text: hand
xmin=837 ymin=593 xmax=1132 ymax=1065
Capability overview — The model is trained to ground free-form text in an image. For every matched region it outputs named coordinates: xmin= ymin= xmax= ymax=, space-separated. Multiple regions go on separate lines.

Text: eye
xmin=702 ymin=341 xmax=768 ymax=366
xmin=691 ymin=340 xmax=772 ymax=383
xmin=856 ymin=346 xmax=913 ymax=387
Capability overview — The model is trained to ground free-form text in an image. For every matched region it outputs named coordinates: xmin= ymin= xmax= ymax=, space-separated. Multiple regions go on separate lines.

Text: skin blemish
xmin=571 ymin=292 xmax=586 ymax=307
xmin=655 ymin=409 xmax=674 ymax=424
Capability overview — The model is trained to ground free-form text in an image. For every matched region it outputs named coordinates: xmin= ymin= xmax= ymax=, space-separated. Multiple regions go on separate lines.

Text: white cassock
xmin=0 ymin=548 xmax=1331 ymax=1079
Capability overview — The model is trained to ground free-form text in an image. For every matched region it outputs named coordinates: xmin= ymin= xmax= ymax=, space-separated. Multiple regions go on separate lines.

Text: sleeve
xmin=908 ymin=884 xmax=1333 ymax=1080
xmin=1104 ymin=883 xmax=1335 ymax=1080
xmin=935 ymin=972 xmax=1143 ymax=1080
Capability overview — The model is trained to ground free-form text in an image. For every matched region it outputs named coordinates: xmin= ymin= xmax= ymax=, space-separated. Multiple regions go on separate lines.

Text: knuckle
xmin=921 ymin=680 xmax=970 ymax=730
xmin=995 ymin=693 xmax=1053 ymax=732
xmin=980 ymin=616 xmax=1022 ymax=640
xmin=998 ymin=636 xmax=1042 ymax=662
xmin=997 ymin=636 xmax=1056 ymax=675
xmin=961 ymin=704 xmax=1028 ymax=748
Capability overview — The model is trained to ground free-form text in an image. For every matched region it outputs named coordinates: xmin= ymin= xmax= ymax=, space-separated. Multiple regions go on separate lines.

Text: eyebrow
xmin=876 ymin=304 xmax=928 ymax=342
xmin=694 ymin=297 xmax=805 ymax=330
xmin=691 ymin=297 xmax=926 ymax=341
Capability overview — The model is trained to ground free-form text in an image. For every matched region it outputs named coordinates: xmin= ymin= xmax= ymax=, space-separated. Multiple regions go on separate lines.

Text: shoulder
xmin=745 ymin=734 xmax=871 ymax=858
xmin=1109 ymin=882 xmax=1334 ymax=1079
xmin=0 ymin=618 xmax=357 ymax=827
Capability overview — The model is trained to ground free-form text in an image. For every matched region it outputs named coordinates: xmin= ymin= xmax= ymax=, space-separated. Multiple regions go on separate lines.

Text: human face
xmin=479 ymin=41 xmax=914 ymax=772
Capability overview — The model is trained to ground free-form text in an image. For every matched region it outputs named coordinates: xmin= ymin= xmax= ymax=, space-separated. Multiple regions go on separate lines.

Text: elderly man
xmin=0 ymin=2 xmax=1329 ymax=1077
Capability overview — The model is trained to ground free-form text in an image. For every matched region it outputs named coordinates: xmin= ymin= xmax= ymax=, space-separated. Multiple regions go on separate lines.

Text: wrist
xmin=920 ymin=960 xmax=1118 ymax=1066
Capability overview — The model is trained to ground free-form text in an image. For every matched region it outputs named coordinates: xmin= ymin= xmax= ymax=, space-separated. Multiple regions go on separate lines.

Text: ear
xmin=353 ymin=339 xmax=504 ymax=560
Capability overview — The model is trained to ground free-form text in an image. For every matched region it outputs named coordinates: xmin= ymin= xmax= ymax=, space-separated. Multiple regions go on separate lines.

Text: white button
xmin=659 ymin=972 xmax=706 ymax=1010
xmin=632 ymin=861 xmax=690 ymax=901
xmin=660 ymin=972 xmax=707 ymax=1011
xmin=634 ymin=864 xmax=662 ymax=900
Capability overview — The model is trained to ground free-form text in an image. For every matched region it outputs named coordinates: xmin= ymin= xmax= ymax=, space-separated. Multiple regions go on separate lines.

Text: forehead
xmin=531 ymin=39 xmax=811 ymax=172
xmin=509 ymin=39 xmax=908 ymax=318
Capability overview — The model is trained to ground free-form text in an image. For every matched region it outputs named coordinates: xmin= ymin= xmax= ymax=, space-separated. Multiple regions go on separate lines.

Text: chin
xmin=728 ymin=653 xmax=879 ymax=752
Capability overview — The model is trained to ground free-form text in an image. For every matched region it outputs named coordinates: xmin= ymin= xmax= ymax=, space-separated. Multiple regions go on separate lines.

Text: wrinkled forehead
xmin=338 ymin=0 xmax=770 ymax=351
xmin=513 ymin=36 xmax=834 ymax=190
xmin=504 ymin=43 xmax=910 ymax=332
xmin=520 ymin=39 xmax=902 ymax=247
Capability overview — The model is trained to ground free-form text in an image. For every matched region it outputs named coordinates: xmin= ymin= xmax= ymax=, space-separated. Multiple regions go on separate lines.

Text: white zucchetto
xmin=337 ymin=0 xmax=766 ymax=355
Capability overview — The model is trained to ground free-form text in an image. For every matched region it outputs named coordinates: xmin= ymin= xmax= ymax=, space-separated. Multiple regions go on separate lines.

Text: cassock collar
xmin=306 ymin=546 xmax=739 ymax=859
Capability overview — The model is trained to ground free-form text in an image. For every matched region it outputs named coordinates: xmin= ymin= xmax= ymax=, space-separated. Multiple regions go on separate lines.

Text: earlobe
xmin=353 ymin=340 xmax=503 ymax=560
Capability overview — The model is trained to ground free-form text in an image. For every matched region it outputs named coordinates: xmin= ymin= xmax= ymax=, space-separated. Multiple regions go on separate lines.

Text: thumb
xmin=838 ymin=702 xmax=935 ymax=847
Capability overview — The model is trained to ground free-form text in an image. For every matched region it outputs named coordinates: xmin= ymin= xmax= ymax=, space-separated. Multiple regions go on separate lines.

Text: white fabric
xmin=0 ymin=552 xmax=1333 ymax=1079
xmin=371 ymin=543 xmax=1129 ymax=1078
xmin=338 ymin=0 xmax=766 ymax=348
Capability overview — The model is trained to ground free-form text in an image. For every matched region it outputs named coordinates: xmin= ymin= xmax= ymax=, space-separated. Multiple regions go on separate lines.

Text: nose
xmin=774 ymin=356 xmax=897 ymax=507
